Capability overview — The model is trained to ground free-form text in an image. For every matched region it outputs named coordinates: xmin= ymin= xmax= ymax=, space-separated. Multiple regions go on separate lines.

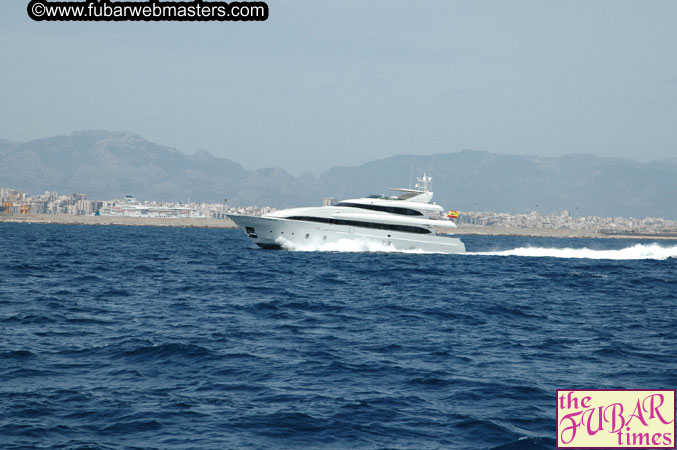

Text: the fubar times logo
xmin=557 ymin=389 xmax=676 ymax=448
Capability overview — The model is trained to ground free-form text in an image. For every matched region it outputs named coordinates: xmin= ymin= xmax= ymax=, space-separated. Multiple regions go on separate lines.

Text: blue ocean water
xmin=1 ymin=223 xmax=676 ymax=449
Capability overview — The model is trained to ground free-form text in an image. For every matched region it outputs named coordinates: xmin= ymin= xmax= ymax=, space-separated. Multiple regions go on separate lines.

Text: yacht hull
xmin=228 ymin=214 xmax=465 ymax=253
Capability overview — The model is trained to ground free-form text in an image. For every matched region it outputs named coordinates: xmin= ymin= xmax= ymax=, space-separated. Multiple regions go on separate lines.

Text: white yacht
xmin=227 ymin=174 xmax=465 ymax=253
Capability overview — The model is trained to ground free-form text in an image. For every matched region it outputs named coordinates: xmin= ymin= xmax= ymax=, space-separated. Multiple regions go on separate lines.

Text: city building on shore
xmin=98 ymin=195 xmax=208 ymax=219
xmin=0 ymin=188 xmax=275 ymax=220
xmin=457 ymin=210 xmax=677 ymax=235
xmin=2 ymin=187 xmax=676 ymax=234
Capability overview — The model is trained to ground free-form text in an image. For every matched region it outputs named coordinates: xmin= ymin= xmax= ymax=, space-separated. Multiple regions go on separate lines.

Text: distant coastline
xmin=452 ymin=225 xmax=677 ymax=240
xmin=3 ymin=214 xmax=677 ymax=240
xmin=0 ymin=213 xmax=236 ymax=229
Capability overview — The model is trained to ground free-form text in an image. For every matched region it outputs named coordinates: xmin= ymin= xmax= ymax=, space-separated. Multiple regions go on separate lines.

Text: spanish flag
xmin=447 ymin=210 xmax=459 ymax=219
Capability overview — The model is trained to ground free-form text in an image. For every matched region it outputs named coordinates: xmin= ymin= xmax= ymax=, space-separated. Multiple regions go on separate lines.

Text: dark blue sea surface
xmin=1 ymin=223 xmax=676 ymax=449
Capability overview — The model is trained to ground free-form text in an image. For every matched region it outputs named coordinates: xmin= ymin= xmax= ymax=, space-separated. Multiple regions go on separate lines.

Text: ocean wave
xmin=101 ymin=419 xmax=163 ymax=434
xmin=490 ymin=437 xmax=555 ymax=450
xmin=3 ymin=225 xmax=675 ymax=449
xmin=0 ymin=350 xmax=37 ymax=359
xmin=119 ymin=342 xmax=213 ymax=361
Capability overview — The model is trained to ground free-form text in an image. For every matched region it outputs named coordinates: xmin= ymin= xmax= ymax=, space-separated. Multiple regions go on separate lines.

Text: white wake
xmin=275 ymin=237 xmax=677 ymax=259
xmin=275 ymin=237 xmax=435 ymax=253
xmin=470 ymin=243 xmax=677 ymax=260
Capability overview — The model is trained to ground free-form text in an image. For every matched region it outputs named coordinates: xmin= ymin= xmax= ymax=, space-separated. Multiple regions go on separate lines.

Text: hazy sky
xmin=1 ymin=1 xmax=676 ymax=174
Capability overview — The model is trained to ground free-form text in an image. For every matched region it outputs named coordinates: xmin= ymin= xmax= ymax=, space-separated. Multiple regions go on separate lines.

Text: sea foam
xmin=470 ymin=243 xmax=677 ymax=260
xmin=275 ymin=237 xmax=435 ymax=253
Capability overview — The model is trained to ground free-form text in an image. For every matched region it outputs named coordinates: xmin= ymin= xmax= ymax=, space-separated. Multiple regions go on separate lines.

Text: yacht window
xmin=336 ymin=202 xmax=423 ymax=216
xmin=287 ymin=216 xmax=431 ymax=234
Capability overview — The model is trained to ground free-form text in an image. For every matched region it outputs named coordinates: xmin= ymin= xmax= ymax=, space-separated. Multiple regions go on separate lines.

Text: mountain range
xmin=1 ymin=130 xmax=676 ymax=219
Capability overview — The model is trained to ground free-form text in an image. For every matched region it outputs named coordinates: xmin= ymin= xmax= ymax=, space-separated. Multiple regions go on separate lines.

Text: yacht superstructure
xmin=228 ymin=174 xmax=465 ymax=253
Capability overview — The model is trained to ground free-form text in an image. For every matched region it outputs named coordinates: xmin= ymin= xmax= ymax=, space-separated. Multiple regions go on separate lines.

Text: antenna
xmin=408 ymin=157 xmax=415 ymax=189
